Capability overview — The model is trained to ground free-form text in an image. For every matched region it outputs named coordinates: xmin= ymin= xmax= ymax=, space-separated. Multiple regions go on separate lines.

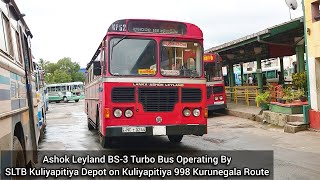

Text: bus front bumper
xmin=105 ymin=124 xmax=207 ymax=137
xmin=208 ymin=104 xmax=227 ymax=111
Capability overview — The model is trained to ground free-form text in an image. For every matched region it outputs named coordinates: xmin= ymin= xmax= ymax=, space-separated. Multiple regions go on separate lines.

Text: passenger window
xmin=15 ymin=30 xmax=23 ymax=64
xmin=0 ymin=13 xmax=12 ymax=55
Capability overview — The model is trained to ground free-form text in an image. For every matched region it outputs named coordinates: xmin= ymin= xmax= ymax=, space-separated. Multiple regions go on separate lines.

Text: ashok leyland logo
xmin=156 ymin=116 xmax=162 ymax=123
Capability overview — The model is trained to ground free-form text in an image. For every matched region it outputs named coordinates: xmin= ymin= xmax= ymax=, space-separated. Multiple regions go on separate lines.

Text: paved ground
xmin=40 ymin=100 xmax=320 ymax=180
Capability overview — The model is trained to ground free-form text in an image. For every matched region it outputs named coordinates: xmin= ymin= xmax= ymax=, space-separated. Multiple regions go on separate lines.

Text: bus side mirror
xmin=93 ymin=61 xmax=101 ymax=76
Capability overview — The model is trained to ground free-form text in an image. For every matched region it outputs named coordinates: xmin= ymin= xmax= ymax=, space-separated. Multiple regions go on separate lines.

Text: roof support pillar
xmin=254 ymin=47 xmax=263 ymax=93
xmin=256 ymin=56 xmax=263 ymax=93
xmin=227 ymin=54 xmax=235 ymax=100
xmin=240 ymin=62 xmax=244 ymax=86
xmin=279 ymin=57 xmax=285 ymax=86
xmin=296 ymin=45 xmax=305 ymax=73
xmin=229 ymin=61 xmax=235 ymax=87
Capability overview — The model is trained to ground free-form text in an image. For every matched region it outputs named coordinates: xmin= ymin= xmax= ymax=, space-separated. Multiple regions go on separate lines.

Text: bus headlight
xmin=183 ymin=108 xmax=191 ymax=117
xmin=193 ymin=109 xmax=200 ymax=117
xmin=113 ymin=109 xmax=122 ymax=118
xmin=219 ymin=96 xmax=223 ymax=100
xmin=214 ymin=96 xmax=218 ymax=101
xmin=124 ymin=109 xmax=133 ymax=118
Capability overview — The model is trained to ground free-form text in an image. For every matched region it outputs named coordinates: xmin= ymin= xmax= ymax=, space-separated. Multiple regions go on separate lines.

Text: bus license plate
xmin=122 ymin=127 xmax=146 ymax=133
xmin=214 ymin=101 xmax=224 ymax=105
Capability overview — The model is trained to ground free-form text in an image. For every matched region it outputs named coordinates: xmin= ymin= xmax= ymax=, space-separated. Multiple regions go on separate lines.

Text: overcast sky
xmin=15 ymin=0 xmax=303 ymax=68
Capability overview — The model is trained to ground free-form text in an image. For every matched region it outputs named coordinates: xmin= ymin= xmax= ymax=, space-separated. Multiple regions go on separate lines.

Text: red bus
xmin=204 ymin=53 xmax=227 ymax=112
xmin=85 ymin=19 xmax=208 ymax=148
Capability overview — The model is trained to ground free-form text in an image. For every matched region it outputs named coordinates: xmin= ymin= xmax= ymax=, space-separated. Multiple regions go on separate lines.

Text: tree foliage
xmin=38 ymin=57 xmax=85 ymax=84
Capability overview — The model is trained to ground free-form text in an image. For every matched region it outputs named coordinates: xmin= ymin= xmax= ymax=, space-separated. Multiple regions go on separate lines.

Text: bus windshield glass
xmin=204 ymin=61 xmax=223 ymax=82
xmin=109 ymin=38 xmax=157 ymax=76
xmin=160 ymin=41 xmax=202 ymax=77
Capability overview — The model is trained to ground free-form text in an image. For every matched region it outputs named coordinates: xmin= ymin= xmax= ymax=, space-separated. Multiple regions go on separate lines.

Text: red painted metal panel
xmin=268 ymin=44 xmax=295 ymax=58
xmin=309 ymin=109 xmax=320 ymax=129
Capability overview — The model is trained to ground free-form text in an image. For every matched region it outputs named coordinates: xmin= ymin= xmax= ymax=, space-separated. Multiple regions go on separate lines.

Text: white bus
xmin=46 ymin=82 xmax=84 ymax=103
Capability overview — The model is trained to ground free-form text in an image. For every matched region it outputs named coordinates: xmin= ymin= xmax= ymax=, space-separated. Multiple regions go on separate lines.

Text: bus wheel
xmin=63 ymin=97 xmax=68 ymax=103
xmin=87 ymin=118 xmax=94 ymax=130
xmin=168 ymin=135 xmax=183 ymax=143
xmin=75 ymin=99 xmax=79 ymax=102
xmin=12 ymin=136 xmax=26 ymax=167
xmin=99 ymin=135 xmax=113 ymax=148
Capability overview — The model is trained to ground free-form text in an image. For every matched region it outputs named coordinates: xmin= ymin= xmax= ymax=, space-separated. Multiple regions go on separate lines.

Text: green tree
xmin=45 ymin=63 xmax=58 ymax=74
xmin=52 ymin=69 xmax=72 ymax=83
xmin=39 ymin=57 xmax=85 ymax=83
xmin=45 ymin=73 xmax=55 ymax=84
xmin=71 ymin=72 xmax=85 ymax=82
xmin=38 ymin=58 xmax=49 ymax=70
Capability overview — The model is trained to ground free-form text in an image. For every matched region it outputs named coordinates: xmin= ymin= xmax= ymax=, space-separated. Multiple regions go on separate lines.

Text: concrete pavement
xmin=40 ymin=100 xmax=320 ymax=180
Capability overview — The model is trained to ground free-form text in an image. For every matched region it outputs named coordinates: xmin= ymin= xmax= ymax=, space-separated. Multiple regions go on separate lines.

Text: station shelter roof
xmin=205 ymin=17 xmax=304 ymax=66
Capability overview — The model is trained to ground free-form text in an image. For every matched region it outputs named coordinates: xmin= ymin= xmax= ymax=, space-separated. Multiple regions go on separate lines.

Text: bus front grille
xmin=111 ymin=87 xmax=135 ymax=102
xmin=212 ymin=86 xmax=224 ymax=94
xmin=138 ymin=88 xmax=178 ymax=112
xmin=182 ymin=88 xmax=202 ymax=102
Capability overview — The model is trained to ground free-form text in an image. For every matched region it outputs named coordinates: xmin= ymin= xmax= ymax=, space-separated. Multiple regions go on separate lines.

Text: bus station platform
xmin=223 ymin=102 xmax=309 ymax=133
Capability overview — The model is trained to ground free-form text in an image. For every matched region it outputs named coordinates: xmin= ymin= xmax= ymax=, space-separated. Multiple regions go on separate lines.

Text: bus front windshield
xmin=110 ymin=38 xmax=157 ymax=76
xmin=204 ymin=61 xmax=223 ymax=82
xmin=160 ymin=41 xmax=202 ymax=77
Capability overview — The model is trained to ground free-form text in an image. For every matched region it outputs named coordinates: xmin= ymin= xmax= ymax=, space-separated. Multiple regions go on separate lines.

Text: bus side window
xmin=2 ymin=13 xmax=14 ymax=57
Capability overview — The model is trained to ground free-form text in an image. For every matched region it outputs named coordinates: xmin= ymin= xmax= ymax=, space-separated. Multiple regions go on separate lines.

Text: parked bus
xmin=33 ymin=62 xmax=47 ymax=134
xmin=228 ymin=66 xmax=295 ymax=86
xmin=223 ymin=64 xmax=295 ymax=86
xmin=85 ymin=19 xmax=207 ymax=148
xmin=46 ymin=82 xmax=83 ymax=103
xmin=0 ymin=0 xmax=43 ymax=167
xmin=204 ymin=53 xmax=227 ymax=112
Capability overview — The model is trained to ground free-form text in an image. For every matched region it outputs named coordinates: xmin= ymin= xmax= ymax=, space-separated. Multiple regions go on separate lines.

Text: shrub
xmin=255 ymin=92 xmax=271 ymax=104
xmin=292 ymin=72 xmax=307 ymax=92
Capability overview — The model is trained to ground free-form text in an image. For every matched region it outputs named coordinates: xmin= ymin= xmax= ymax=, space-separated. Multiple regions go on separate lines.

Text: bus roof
xmin=46 ymin=82 xmax=84 ymax=87
xmin=86 ymin=19 xmax=203 ymax=70
xmin=10 ymin=0 xmax=33 ymax=38
xmin=107 ymin=19 xmax=203 ymax=38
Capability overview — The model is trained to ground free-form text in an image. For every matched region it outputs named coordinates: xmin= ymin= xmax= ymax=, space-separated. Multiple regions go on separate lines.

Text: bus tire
xmin=168 ymin=135 xmax=183 ymax=143
xmin=12 ymin=136 xmax=26 ymax=167
xmin=87 ymin=118 xmax=94 ymax=130
xmin=99 ymin=135 xmax=113 ymax=148
xmin=63 ymin=97 xmax=68 ymax=103
xmin=75 ymin=99 xmax=79 ymax=102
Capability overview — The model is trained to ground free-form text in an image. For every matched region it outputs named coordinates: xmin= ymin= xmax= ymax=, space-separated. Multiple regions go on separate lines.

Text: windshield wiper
xmin=110 ymin=36 xmax=127 ymax=61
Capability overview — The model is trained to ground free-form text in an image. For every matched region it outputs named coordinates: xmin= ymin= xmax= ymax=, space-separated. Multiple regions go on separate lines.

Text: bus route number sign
xmin=110 ymin=23 xmax=126 ymax=32
xmin=108 ymin=20 xmax=127 ymax=32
